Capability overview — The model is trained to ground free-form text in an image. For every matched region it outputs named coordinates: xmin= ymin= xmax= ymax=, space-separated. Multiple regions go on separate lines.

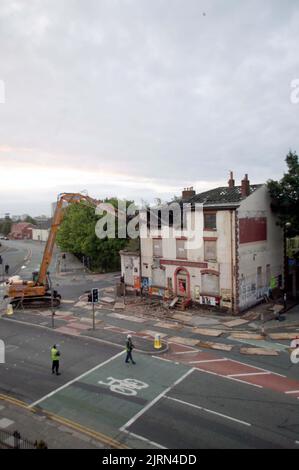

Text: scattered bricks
xmin=240 ymin=347 xmax=278 ymax=356
xmin=198 ymin=341 xmax=233 ymax=351
xmin=168 ymin=336 xmax=200 ymax=347
xmin=231 ymin=333 xmax=265 ymax=340
xmin=192 ymin=328 xmax=223 ymax=337
xmin=223 ymin=319 xmax=249 ymax=327
xmin=268 ymin=333 xmax=299 ymax=340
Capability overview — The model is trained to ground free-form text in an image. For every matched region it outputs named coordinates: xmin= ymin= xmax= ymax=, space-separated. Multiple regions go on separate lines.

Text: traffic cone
xmin=154 ymin=334 xmax=161 ymax=349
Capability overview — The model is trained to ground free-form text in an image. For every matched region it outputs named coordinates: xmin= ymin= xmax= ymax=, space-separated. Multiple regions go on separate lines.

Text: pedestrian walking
xmin=4 ymin=264 xmax=9 ymax=275
xmin=51 ymin=344 xmax=61 ymax=375
xmin=125 ymin=335 xmax=136 ymax=364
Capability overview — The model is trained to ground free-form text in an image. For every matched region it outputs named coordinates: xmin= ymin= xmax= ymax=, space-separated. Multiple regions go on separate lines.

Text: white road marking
xmin=226 ymin=358 xmax=286 ymax=377
xmin=228 ymin=372 xmax=271 ymax=377
xmin=165 ymin=396 xmax=251 ymax=427
xmin=122 ymin=429 xmax=167 ymax=449
xmin=189 ymin=358 xmax=228 ymax=364
xmin=120 ymin=368 xmax=195 ymax=432
xmin=285 ymin=390 xmax=299 ymax=394
xmin=174 ymin=350 xmax=202 ymax=355
xmin=29 ymin=350 xmax=125 ymax=408
xmin=194 ymin=367 xmax=263 ymax=388
xmin=152 ymin=356 xmax=175 ymax=364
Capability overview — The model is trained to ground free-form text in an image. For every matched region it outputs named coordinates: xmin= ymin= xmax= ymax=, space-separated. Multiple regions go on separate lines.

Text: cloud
xmin=0 ymin=0 xmax=298 ymax=214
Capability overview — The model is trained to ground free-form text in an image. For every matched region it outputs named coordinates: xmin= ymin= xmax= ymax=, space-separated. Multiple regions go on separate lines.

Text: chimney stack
xmin=241 ymin=174 xmax=250 ymax=197
xmin=228 ymin=171 xmax=235 ymax=189
xmin=182 ymin=187 xmax=196 ymax=201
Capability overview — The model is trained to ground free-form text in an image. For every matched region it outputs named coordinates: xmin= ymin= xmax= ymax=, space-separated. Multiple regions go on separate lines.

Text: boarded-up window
xmin=153 ymin=239 xmax=162 ymax=258
xmin=257 ymin=267 xmax=262 ymax=288
xmin=204 ymin=213 xmax=216 ymax=230
xmin=239 ymin=218 xmax=267 ymax=244
xmin=176 ymin=239 xmax=187 ymax=259
xmin=204 ymin=240 xmax=217 ymax=261
xmin=201 ymin=273 xmax=219 ymax=295
xmin=152 ymin=268 xmax=165 ymax=287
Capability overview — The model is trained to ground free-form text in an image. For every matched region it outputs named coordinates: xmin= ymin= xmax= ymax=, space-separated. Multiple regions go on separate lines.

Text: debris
xmin=169 ymin=297 xmax=179 ymax=308
xmin=223 ymin=319 xmax=249 ymax=327
xmin=114 ymin=302 xmax=125 ymax=310
xmin=240 ymin=347 xmax=278 ymax=356
xmin=154 ymin=321 xmax=182 ymax=330
xmin=168 ymin=336 xmax=199 ymax=346
xmin=268 ymin=332 xmax=299 ymax=340
xmin=192 ymin=328 xmax=223 ymax=337
xmin=230 ymin=333 xmax=265 ymax=340
xmin=198 ymin=341 xmax=233 ymax=351
xmin=100 ymin=296 xmax=115 ymax=304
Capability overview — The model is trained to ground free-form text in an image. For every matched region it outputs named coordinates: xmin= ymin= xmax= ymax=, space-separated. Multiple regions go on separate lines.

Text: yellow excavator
xmin=6 ymin=192 xmax=99 ymax=309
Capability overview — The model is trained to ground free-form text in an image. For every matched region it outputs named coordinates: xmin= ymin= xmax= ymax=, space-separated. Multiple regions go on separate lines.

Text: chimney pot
xmin=241 ymin=174 xmax=250 ymax=197
xmin=228 ymin=171 xmax=235 ymax=189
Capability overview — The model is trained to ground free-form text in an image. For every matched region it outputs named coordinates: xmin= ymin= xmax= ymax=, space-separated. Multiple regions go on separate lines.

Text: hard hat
xmin=127 ymin=334 xmax=132 ymax=339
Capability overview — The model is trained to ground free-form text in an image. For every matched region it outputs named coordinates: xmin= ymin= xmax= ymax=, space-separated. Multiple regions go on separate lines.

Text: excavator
xmin=6 ymin=192 xmax=100 ymax=309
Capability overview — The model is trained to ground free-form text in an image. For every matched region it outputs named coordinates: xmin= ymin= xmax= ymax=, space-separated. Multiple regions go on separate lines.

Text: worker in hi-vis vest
xmin=51 ymin=345 xmax=61 ymax=375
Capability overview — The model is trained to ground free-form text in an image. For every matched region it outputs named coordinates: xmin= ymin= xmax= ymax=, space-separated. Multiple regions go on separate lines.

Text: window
xmin=257 ymin=267 xmax=262 ymax=289
xmin=176 ymin=239 xmax=187 ymax=259
xmin=204 ymin=213 xmax=216 ymax=230
xmin=201 ymin=273 xmax=219 ymax=295
xmin=204 ymin=240 xmax=217 ymax=262
xmin=153 ymin=239 xmax=162 ymax=258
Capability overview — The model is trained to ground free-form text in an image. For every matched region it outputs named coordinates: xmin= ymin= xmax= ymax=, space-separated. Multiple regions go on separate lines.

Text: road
xmin=0 ymin=319 xmax=299 ymax=449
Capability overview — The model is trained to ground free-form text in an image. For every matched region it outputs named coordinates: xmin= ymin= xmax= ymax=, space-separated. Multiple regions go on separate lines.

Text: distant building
xmin=9 ymin=222 xmax=36 ymax=240
xmin=32 ymin=219 xmax=52 ymax=242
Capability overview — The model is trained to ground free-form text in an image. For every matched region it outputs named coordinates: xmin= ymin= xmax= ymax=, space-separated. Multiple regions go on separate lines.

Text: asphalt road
xmin=0 ymin=318 xmax=120 ymax=403
xmin=1 ymin=318 xmax=299 ymax=448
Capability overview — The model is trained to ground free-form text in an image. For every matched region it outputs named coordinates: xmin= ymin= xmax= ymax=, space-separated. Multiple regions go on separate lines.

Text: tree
xmin=56 ymin=199 xmax=130 ymax=272
xmin=24 ymin=215 xmax=37 ymax=225
xmin=0 ymin=217 xmax=12 ymax=236
xmin=267 ymin=150 xmax=299 ymax=237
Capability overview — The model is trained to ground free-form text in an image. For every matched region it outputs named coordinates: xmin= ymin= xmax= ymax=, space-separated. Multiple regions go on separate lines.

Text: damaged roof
xmin=186 ymin=184 xmax=263 ymax=206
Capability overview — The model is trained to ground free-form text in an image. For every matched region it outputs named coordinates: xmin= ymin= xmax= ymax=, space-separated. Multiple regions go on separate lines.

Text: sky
xmin=0 ymin=0 xmax=298 ymax=216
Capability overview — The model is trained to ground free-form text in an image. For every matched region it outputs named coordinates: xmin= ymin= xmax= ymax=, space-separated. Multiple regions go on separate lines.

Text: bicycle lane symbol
xmin=98 ymin=377 xmax=149 ymax=396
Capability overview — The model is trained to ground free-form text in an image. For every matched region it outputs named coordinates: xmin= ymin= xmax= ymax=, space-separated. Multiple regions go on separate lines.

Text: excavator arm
xmin=37 ymin=193 xmax=99 ymax=286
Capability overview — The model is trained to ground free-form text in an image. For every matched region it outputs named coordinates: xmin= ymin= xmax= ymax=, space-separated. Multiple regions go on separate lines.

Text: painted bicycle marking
xmin=98 ymin=377 xmax=149 ymax=396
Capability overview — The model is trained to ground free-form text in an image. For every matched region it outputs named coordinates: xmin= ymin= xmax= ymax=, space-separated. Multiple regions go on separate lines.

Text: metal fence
xmin=0 ymin=429 xmax=46 ymax=449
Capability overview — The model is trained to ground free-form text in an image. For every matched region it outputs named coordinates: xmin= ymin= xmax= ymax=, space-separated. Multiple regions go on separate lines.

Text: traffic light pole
xmin=92 ymin=298 xmax=95 ymax=330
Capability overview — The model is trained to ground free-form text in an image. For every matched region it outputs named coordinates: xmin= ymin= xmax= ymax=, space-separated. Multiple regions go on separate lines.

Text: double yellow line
xmin=0 ymin=393 xmax=127 ymax=449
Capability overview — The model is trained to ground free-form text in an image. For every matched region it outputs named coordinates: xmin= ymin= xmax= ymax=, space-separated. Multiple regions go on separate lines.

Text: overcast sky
xmin=0 ymin=0 xmax=298 ymax=216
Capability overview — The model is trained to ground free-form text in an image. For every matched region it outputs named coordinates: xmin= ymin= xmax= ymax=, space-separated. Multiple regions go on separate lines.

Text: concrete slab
xmin=154 ymin=321 xmax=182 ymax=330
xmin=240 ymin=347 xmax=278 ymax=356
xmin=114 ymin=303 xmax=125 ymax=310
xmin=198 ymin=341 xmax=233 ymax=351
xmin=168 ymin=336 xmax=199 ymax=346
xmin=192 ymin=328 xmax=223 ymax=337
xmin=231 ymin=333 xmax=265 ymax=340
xmin=101 ymin=297 xmax=115 ymax=304
xmin=172 ymin=314 xmax=193 ymax=323
xmin=223 ymin=319 xmax=249 ymax=327
xmin=138 ymin=330 xmax=168 ymax=339
xmin=268 ymin=333 xmax=299 ymax=340
xmin=108 ymin=313 xmax=147 ymax=323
